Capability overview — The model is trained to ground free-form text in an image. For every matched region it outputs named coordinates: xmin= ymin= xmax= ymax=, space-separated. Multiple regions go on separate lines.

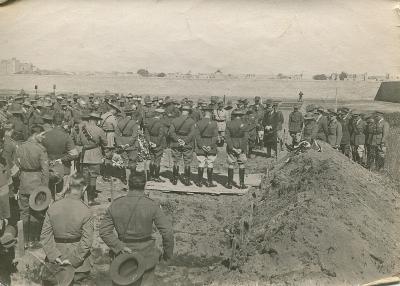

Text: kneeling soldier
xmin=99 ymin=172 xmax=174 ymax=286
xmin=194 ymin=105 xmax=218 ymax=187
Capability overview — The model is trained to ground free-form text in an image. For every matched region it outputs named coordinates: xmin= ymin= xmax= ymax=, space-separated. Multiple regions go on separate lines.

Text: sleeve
xmin=61 ymin=135 xmax=78 ymax=163
xmin=153 ymin=205 xmax=174 ymax=260
xmin=68 ymin=211 xmax=94 ymax=267
xmin=99 ymin=207 xmax=125 ymax=254
xmin=99 ymin=129 xmax=107 ymax=147
xmin=40 ymin=148 xmax=49 ymax=186
xmin=336 ymin=122 xmax=343 ymax=146
xmin=211 ymin=122 xmax=219 ymax=146
xmin=40 ymin=212 xmax=61 ymax=261
xmin=129 ymin=123 xmax=139 ymax=146
xmin=168 ymin=121 xmax=178 ymax=142
xmin=225 ymin=123 xmax=233 ymax=150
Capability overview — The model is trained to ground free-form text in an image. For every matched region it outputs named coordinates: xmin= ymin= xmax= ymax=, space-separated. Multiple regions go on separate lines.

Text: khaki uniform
xmin=225 ymin=118 xmax=248 ymax=166
xmin=144 ymin=117 xmax=167 ymax=167
xmin=115 ymin=116 xmax=140 ymax=170
xmin=15 ymin=137 xmax=49 ymax=242
xmin=316 ymin=115 xmax=329 ymax=142
xmin=302 ymin=120 xmax=318 ymax=143
xmin=99 ymin=192 xmax=174 ymax=285
xmin=100 ymin=112 xmax=118 ymax=148
xmin=327 ymin=119 xmax=343 ymax=147
xmin=41 ymin=195 xmax=94 ymax=280
xmin=195 ymin=117 xmax=218 ymax=168
xmin=351 ymin=118 xmax=366 ymax=164
xmin=169 ymin=115 xmax=196 ymax=166
xmin=367 ymin=118 xmax=390 ymax=171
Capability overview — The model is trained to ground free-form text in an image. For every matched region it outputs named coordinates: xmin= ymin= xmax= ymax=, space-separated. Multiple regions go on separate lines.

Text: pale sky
xmin=0 ymin=0 xmax=399 ymax=75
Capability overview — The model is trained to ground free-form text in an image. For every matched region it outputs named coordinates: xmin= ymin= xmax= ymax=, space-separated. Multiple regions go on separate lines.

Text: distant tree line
xmin=313 ymin=72 xmax=348 ymax=81
xmin=137 ymin=69 xmax=166 ymax=77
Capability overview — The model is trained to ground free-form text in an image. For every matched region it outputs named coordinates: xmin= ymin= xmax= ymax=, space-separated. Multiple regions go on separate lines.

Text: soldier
xmin=350 ymin=111 xmax=367 ymax=165
xmin=315 ymin=107 xmax=329 ymax=142
xmin=8 ymin=105 xmax=29 ymax=141
xmin=99 ymin=172 xmax=174 ymax=286
xmin=327 ymin=109 xmax=343 ymax=149
xmin=190 ymin=99 xmax=202 ymax=122
xmin=368 ymin=111 xmax=390 ymax=171
xmin=42 ymin=113 xmax=78 ymax=198
xmin=225 ymin=109 xmax=248 ymax=189
xmin=115 ymin=106 xmax=140 ymax=182
xmin=71 ymin=112 xmax=106 ymax=206
xmin=262 ymin=100 xmax=279 ymax=158
xmin=271 ymin=101 xmax=285 ymax=151
xmin=40 ymin=173 xmax=94 ymax=285
xmin=302 ymin=112 xmax=318 ymax=143
xmin=0 ymin=97 xmax=9 ymax=127
xmin=15 ymin=126 xmax=49 ymax=246
xmin=244 ymin=109 xmax=259 ymax=158
xmin=338 ymin=107 xmax=352 ymax=158
xmin=213 ymin=101 xmax=228 ymax=147
xmin=288 ymin=104 xmax=304 ymax=145
xmin=194 ymin=105 xmax=218 ymax=187
xmin=169 ymin=105 xmax=196 ymax=186
xmin=364 ymin=113 xmax=375 ymax=169
xmin=144 ymin=108 xmax=167 ymax=182
xmin=100 ymin=102 xmax=120 ymax=148
xmin=142 ymin=96 xmax=155 ymax=127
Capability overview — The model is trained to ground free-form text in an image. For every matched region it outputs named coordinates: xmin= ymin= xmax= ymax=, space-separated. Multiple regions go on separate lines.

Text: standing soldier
xmin=144 ymin=108 xmax=167 ymax=182
xmin=288 ymin=104 xmax=304 ymax=145
xmin=42 ymin=113 xmax=78 ymax=198
xmin=99 ymin=172 xmax=174 ymax=286
xmin=169 ymin=105 xmax=196 ymax=186
xmin=365 ymin=113 xmax=375 ymax=169
xmin=315 ymin=107 xmax=329 ymax=142
xmin=213 ymin=101 xmax=228 ymax=147
xmin=350 ymin=111 xmax=367 ymax=165
xmin=8 ymin=105 xmax=29 ymax=141
xmin=40 ymin=173 xmax=94 ymax=285
xmin=327 ymin=109 xmax=343 ymax=149
xmin=225 ymin=109 xmax=248 ymax=189
xmin=262 ymin=100 xmax=279 ymax=158
xmin=271 ymin=101 xmax=285 ymax=151
xmin=368 ymin=111 xmax=390 ymax=171
xmin=194 ymin=105 xmax=218 ymax=187
xmin=302 ymin=112 xmax=318 ymax=144
xmin=71 ymin=112 xmax=106 ymax=206
xmin=100 ymin=102 xmax=120 ymax=149
xmin=244 ymin=110 xmax=259 ymax=158
xmin=115 ymin=107 xmax=140 ymax=182
xmin=142 ymin=96 xmax=155 ymax=127
xmin=338 ymin=108 xmax=352 ymax=158
xmin=15 ymin=126 xmax=49 ymax=246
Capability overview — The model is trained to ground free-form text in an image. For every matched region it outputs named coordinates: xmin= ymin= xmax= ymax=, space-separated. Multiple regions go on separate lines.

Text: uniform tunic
xmin=316 ymin=115 xmax=328 ymax=142
xmin=41 ymin=195 xmax=94 ymax=273
xmin=100 ymin=112 xmax=118 ymax=148
xmin=144 ymin=117 xmax=167 ymax=165
xmin=169 ymin=115 xmax=196 ymax=165
xmin=115 ymin=116 xmax=139 ymax=167
xmin=327 ymin=119 xmax=343 ymax=147
xmin=225 ymin=118 xmax=248 ymax=164
xmin=195 ymin=118 xmax=218 ymax=156
xmin=288 ymin=111 xmax=304 ymax=134
xmin=99 ymin=192 xmax=174 ymax=267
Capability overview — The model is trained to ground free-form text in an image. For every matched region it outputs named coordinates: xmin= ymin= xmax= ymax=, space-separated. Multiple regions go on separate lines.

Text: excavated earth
xmin=13 ymin=144 xmax=400 ymax=285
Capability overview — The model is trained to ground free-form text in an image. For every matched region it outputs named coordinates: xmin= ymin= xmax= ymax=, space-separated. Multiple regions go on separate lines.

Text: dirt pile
xmin=214 ymin=142 xmax=400 ymax=285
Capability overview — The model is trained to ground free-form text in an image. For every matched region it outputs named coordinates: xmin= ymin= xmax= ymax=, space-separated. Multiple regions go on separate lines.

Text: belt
xmin=20 ymin=168 xmax=41 ymax=172
xmin=121 ymin=237 xmax=152 ymax=243
xmin=54 ymin=237 xmax=81 ymax=243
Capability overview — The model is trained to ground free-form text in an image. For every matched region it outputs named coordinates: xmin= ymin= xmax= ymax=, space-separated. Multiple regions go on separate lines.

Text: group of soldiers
xmin=288 ymin=103 xmax=390 ymax=171
xmin=0 ymin=90 xmax=391 ymax=285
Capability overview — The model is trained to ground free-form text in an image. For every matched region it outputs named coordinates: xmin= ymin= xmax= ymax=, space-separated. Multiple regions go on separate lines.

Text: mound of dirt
xmin=212 ymin=142 xmax=400 ymax=285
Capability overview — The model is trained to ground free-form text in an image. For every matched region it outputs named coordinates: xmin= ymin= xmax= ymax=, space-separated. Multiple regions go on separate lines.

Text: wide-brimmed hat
xmin=8 ymin=104 xmax=24 ymax=114
xmin=265 ymin=99 xmax=273 ymax=106
xmin=29 ymin=186 xmax=52 ymax=212
xmin=0 ymin=225 xmax=17 ymax=249
xmin=109 ymin=253 xmax=146 ymax=286
xmin=231 ymin=109 xmax=245 ymax=116
xmin=202 ymin=104 xmax=214 ymax=111
xmin=304 ymin=112 xmax=315 ymax=120
xmin=181 ymin=105 xmax=192 ymax=111
xmin=106 ymin=102 xmax=121 ymax=112
xmin=155 ymin=108 xmax=165 ymax=114
xmin=88 ymin=112 xmax=102 ymax=121
xmin=124 ymin=106 xmax=135 ymax=114
xmin=41 ymin=263 xmax=74 ymax=286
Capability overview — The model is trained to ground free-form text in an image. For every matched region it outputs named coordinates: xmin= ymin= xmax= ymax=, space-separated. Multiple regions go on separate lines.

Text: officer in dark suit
xmin=168 ymin=105 xmax=196 ymax=186
xmin=144 ymin=108 xmax=167 ymax=182
xmin=225 ymin=109 xmax=248 ymax=189
xmin=194 ymin=105 xmax=218 ymax=187
xmin=99 ymin=172 xmax=174 ymax=286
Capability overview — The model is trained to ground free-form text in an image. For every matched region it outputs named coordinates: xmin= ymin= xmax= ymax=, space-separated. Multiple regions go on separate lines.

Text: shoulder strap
xmin=199 ymin=121 xmax=210 ymax=137
xmin=100 ymin=114 xmax=112 ymax=127
xmin=119 ymin=118 xmax=132 ymax=135
xmin=175 ymin=117 xmax=189 ymax=134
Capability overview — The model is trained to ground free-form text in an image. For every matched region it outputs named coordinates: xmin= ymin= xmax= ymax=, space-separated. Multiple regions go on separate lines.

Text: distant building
xmin=0 ymin=58 xmax=35 ymax=74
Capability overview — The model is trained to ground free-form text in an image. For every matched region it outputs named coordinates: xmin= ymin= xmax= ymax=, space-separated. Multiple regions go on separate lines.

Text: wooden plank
xmin=16 ymin=220 xmax=24 ymax=258
xmin=362 ymin=276 xmax=400 ymax=286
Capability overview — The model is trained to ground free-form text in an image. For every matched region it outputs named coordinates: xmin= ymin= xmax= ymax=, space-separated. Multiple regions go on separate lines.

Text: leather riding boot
xmin=207 ymin=168 xmax=217 ymax=187
xmin=184 ymin=166 xmax=192 ymax=186
xmin=154 ymin=165 xmax=165 ymax=183
xmin=239 ymin=168 xmax=246 ymax=189
xmin=171 ymin=166 xmax=178 ymax=185
xmin=196 ymin=167 xmax=204 ymax=187
xmin=226 ymin=168 xmax=233 ymax=189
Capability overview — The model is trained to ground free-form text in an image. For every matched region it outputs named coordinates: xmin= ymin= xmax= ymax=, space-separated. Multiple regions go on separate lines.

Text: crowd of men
xmin=0 ymin=90 xmax=390 ymax=285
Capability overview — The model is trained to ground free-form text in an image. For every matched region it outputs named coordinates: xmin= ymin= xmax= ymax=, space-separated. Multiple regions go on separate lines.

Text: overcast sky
xmin=0 ymin=0 xmax=399 ymax=75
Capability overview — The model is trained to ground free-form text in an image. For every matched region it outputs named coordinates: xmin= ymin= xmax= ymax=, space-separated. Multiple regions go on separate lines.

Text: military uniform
xmin=100 ymin=111 xmax=118 ymax=148
xmin=71 ymin=120 xmax=106 ymax=204
xmin=225 ymin=112 xmax=248 ymax=189
xmin=244 ymin=111 xmax=259 ymax=157
xmin=194 ymin=115 xmax=218 ymax=187
xmin=367 ymin=115 xmax=389 ymax=171
xmin=338 ymin=113 xmax=352 ymax=158
xmin=99 ymin=192 xmax=174 ymax=286
xmin=15 ymin=137 xmax=49 ymax=243
xmin=41 ymin=194 xmax=94 ymax=283
xmin=42 ymin=126 xmax=78 ymax=196
xmin=288 ymin=109 xmax=304 ymax=144
xmin=327 ymin=118 xmax=342 ymax=148
xmin=302 ymin=116 xmax=318 ymax=143
xmin=144 ymin=115 xmax=167 ymax=182
xmin=315 ymin=114 xmax=329 ymax=142
xmin=350 ymin=116 xmax=366 ymax=164
xmin=168 ymin=113 xmax=196 ymax=185
xmin=115 ymin=114 xmax=140 ymax=171
xmin=213 ymin=106 xmax=228 ymax=145
xmin=262 ymin=109 xmax=280 ymax=158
